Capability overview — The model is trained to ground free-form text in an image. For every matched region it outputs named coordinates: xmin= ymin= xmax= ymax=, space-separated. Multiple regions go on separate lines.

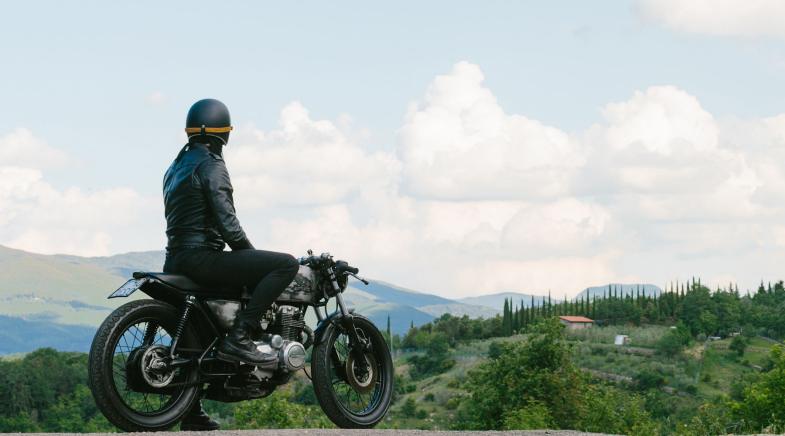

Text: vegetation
xmin=0 ymin=349 xmax=113 ymax=432
xmin=454 ymin=319 xmax=659 ymax=435
xmin=4 ymin=278 xmax=785 ymax=433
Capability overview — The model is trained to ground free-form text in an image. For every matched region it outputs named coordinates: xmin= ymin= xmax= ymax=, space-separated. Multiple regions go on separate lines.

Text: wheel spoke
xmin=109 ymin=320 xmax=183 ymax=417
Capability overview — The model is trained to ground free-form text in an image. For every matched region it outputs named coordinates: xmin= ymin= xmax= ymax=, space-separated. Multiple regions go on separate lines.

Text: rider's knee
xmin=283 ymin=254 xmax=299 ymax=279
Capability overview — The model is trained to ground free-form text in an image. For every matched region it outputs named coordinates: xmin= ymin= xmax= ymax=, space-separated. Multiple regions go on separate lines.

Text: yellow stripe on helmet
xmin=184 ymin=126 xmax=233 ymax=134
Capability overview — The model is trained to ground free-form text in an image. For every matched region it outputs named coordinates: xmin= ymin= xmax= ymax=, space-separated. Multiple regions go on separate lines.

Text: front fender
xmin=313 ymin=308 xmax=355 ymax=346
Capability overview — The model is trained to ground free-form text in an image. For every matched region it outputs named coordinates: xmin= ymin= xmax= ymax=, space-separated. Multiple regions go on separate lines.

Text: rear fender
xmin=108 ymin=277 xmax=222 ymax=348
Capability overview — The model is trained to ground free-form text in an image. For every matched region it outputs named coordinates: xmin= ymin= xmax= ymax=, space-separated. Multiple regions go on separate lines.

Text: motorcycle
xmin=87 ymin=250 xmax=393 ymax=431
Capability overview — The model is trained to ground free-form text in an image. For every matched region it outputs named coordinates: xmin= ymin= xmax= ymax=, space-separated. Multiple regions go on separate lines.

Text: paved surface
xmin=7 ymin=431 xmax=613 ymax=436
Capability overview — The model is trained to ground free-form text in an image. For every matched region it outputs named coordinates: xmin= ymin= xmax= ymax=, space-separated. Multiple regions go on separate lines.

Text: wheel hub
xmin=345 ymin=352 xmax=378 ymax=394
xmin=140 ymin=345 xmax=175 ymax=388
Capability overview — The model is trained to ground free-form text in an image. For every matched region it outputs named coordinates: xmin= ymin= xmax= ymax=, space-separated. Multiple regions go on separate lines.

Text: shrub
xmin=400 ymin=397 xmax=417 ymax=416
xmin=234 ymin=392 xmax=331 ymax=429
xmin=503 ymin=401 xmax=554 ymax=430
xmin=656 ymin=324 xmax=691 ymax=357
xmin=634 ymin=367 xmax=666 ymax=391
xmin=729 ymin=336 xmax=747 ymax=357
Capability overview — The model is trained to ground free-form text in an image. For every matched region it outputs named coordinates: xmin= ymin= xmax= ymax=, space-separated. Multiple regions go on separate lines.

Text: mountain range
xmin=0 ymin=245 xmax=511 ymax=353
xmin=0 ymin=244 xmax=661 ymax=354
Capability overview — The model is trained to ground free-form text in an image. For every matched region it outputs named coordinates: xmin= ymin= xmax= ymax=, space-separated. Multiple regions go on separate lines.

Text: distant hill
xmin=0 ymin=315 xmax=95 ymax=354
xmin=458 ymin=292 xmax=557 ymax=312
xmin=575 ymin=284 xmax=662 ymax=301
xmin=0 ymin=245 xmax=498 ymax=353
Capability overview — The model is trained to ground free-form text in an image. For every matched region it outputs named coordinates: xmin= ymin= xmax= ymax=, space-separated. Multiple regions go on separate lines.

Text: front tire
xmin=88 ymin=299 xmax=200 ymax=432
xmin=311 ymin=314 xmax=394 ymax=428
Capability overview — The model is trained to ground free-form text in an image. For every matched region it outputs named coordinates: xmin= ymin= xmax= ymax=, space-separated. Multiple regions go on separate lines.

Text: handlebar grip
xmin=335 ymin=261 xmax=359 ymax=275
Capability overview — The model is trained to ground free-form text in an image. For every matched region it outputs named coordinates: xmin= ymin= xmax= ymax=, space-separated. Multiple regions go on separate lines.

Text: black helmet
xmin=185 ymin=98 xmax=233 ymax=145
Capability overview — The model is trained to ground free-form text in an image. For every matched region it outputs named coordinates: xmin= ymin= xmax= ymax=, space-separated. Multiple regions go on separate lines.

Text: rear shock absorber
xmin=170 ymin=295 xmax=196 ymax=358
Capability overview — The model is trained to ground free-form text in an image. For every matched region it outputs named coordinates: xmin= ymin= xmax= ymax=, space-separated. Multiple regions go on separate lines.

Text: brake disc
xmin=140 ymin=345 xmax=175 ymax=388
xmin=345 ymin=352 xmax=378 ymax=394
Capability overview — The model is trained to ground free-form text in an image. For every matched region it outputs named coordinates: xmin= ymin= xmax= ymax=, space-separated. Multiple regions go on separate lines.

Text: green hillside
xmin=0 ymin=245 xmax=502 ymax=353
xmin=4 ymin=321 xmax=778 ymax=433
xmin=0 ymin=246 xmax=126 ymax=326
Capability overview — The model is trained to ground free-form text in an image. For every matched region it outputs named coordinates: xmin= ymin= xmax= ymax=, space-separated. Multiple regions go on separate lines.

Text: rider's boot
xmin=180 ymin=399 xmax=220 ymax=431
xmin=217 ymin=316 xmax=278 ymax=366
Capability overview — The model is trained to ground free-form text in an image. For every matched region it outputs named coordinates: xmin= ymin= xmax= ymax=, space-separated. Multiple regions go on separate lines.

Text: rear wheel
xmin=88 ymin=299 xmax=200 ymax=431
xmin=311 ymin=314 xmax=394 ymax=428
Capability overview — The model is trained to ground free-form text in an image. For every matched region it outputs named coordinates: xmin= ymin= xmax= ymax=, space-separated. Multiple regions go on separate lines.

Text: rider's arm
xmin=196 ymin=157 xmax=255 ymax=251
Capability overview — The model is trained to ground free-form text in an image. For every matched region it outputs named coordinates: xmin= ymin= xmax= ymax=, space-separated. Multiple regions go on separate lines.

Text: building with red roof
xmin=558 ymin=315 xmax=594 ymax=330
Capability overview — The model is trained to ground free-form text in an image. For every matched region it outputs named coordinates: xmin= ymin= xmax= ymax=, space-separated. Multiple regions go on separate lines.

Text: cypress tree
xmin=386 ymin=314 xmax=392 ymax=351
xmin=548 ymin=291 xmax=552 ymax=317
xmin=502 ymin=298 xmax=510 ymax=335
xmin=529 ymin=295 xmax=537 ymax=321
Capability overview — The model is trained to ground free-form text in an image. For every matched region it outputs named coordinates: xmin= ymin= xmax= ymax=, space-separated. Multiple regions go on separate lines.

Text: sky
xmin=2 ymin=0 xmax=785 ymax=298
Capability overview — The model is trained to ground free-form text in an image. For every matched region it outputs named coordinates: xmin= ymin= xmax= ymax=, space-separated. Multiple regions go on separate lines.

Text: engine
xmin=253 ymin=336 xmax=306 ymax=372
xmin=251 ymin=305 xmax=308 ymax=373
xmin=276 ymin=305 xmax=305 ymax=342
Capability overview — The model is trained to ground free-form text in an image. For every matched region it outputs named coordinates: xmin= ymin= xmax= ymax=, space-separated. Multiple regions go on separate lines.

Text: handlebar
xmin=335 ymin=261 xmax=359 ymax=275
xmin=299 ymin=251 xmax=368 ymax=285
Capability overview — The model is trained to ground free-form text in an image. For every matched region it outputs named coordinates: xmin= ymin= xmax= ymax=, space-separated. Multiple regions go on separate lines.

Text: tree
xmin=502 ymin=298 xmax=511 ymax=336
xmin=461 ymin=318 xmax=584 ymax=429
xmin=733 ymin=346 xmax=785 ymax=432
xmin=729 ymin=336 xmax=748 ymax=357
xmin=656 ymin=324 xmax=691 ymax=357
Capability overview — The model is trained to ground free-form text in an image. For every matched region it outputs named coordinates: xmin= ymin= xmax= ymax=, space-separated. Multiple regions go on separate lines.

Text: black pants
xmin=164 ymin=248 xmax=299 ymax=321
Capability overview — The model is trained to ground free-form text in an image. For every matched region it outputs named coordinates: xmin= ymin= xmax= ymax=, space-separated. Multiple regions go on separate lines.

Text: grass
xmin=566 ymin=324 xmax=669 ymax=348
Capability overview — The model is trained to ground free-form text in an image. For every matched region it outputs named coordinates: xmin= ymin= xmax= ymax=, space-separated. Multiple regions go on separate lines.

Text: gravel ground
xmin=9 ymin=430 xmax=778 ymax=435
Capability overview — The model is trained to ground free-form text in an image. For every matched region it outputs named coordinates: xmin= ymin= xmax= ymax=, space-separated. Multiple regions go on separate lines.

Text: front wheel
xmin=311 ymin=314 xmax=394 ymax=428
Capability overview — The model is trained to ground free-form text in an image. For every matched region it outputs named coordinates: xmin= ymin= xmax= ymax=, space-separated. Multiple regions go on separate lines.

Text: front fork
xmin=326 ymin=267 xmax=370 ymax=362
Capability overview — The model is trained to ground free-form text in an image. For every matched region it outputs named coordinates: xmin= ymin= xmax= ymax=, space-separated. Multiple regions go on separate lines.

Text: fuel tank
xmin=276 ymin=265 xmax=318 ymax=304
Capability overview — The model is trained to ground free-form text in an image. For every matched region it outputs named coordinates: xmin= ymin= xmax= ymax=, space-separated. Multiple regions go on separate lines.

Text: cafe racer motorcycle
xmin=87 ymin=251 xmax=393 ymax=431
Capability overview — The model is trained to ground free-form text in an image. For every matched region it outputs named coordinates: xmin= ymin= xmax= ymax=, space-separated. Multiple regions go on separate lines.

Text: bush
xmin=424 ymin=393 xmax=435 ymax=402
xmin=400 ymin=397 xmax=417 ymax=416
xmin=234 ymin=392 xmax=331 ymax=429
xmin=487 ymin=341 xmax=504 ymax=359
xmin=656 ymin=324 xmax=691 ymax=357
xmin=634 ymin=368 xmax=666 ymax=391
xmin=415 ymin=409 xmax=428 ymax=419
xmin=729 ymin=336 xmax=747 ymax=357
xmin=407 ymin=333 xmax=456 ymax=379
xmin=503 ymin=401 xmax=554 ymax=430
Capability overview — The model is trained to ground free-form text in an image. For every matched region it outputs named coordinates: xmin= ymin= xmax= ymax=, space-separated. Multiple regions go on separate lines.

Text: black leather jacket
xmin=163 ymin=142 xmax=253 ymax=252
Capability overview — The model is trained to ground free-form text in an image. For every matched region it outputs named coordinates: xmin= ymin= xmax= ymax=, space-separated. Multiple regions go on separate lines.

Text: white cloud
xmin=0 ymin=128 xmax=69 ymax=168
xmin=146 ymin=91 xmax=166 ymax=105
xmin=639 ymin=0 xmax=785 ymax=39
xmin=6 ymin=62 xmax=785 ymax=298
xmin=216 ymin=64 xmax=785 ymax=297
xmin=581 ymin=86 xmax=761 ymax=221
xmin=0 ymin=131 xmax=158 ymax=256
xmin=225 ymin=102 xmax=400 ymax=208
xmin=398 ymin=61 xmax=584 ymax=200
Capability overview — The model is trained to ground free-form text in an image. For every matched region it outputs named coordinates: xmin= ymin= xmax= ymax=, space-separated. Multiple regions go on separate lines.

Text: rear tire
xmin=88 ymin=299 xmax=200 ymax=432
xmin=311 ymin=314 xmax=394 ymax=428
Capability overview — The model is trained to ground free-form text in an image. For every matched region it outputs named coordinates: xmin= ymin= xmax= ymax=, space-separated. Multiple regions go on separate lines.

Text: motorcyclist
xmin=162 ymin=98 xmax=299 ymax=430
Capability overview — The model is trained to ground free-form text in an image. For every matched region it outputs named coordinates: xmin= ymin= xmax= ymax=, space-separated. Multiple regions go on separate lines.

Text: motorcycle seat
xmin=132 ymin=272 xmax=251 ymax=299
